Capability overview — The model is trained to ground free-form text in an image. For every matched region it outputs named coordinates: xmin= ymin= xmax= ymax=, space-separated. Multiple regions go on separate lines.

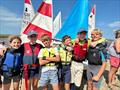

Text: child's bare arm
xmin=39 ymin=57 xmax=51 ymax=66
xmin=46 ymin=55 xmax=60 ymax=62
xmin=115 ymin=38 xmax=120 ymax=53
xmin=97 ymin=62 xmax=106 ymax=77
xmin=92 ymin=62 xmax=106 ymax=81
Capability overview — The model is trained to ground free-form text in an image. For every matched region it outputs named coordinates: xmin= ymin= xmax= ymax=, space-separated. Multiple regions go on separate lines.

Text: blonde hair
xmin=91 ymin=28 xmax=103 ymax=36
xmin=9 ymin=35 xmax=21 ymax=43
xmin=41 ymin=34 xmax=51 ymax=42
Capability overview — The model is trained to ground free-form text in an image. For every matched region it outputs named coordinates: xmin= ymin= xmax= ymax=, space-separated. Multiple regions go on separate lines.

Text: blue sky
xmin=0 ymin=0 xmax=120 ymax=39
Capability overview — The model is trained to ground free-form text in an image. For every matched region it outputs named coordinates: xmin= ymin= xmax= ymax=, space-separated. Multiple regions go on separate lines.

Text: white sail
xmin=88 ymin=5 xmax=96 ymax=39
xmin=21 ymin=0 xmax=35 ymax=43
xmin=53 ymin=11 xmax=61 ymax=38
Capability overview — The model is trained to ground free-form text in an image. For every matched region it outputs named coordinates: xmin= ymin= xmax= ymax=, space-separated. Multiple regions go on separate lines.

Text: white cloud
xmin=108 ymin=21 xmax=120 ymax=28
xmin=0 ymin=17 xmax=22 ymax=22
xmin=0 ymin=6 xmax=22 ymax=34
xmin=0 ymin=6 xmax=22 ymax=22
xmin=0 ymin=6 xmax=17 ymax=17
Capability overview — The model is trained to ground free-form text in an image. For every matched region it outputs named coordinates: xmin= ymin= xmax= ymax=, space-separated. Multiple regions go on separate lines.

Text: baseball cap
xmin=27 ymin=30 xmax=38 ymax=36
xmin=77 ymin=29 xmax=87 ymax=34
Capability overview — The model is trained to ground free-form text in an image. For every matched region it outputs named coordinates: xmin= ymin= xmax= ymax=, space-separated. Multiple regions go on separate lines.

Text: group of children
xmin=0 ymin=28 xmax=120 ymax=90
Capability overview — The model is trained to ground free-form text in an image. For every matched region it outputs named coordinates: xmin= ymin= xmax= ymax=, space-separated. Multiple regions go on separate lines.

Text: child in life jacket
xmin=1 ymin=35 xmax=22 ymax=90
xmin=20 ymin=30 xmax=43 ymax=90
xmin=71 ymin=29 xmax=88 ymax=89
xmin=87 ymin=29 xmax=107 ymax=90
xmin=38 ymin=34 xmax=60 ymax=90
xmin=108 ymin=29 xmax=120 ymax=89
xmin=58 ymin=35 xmax=73 ymax=90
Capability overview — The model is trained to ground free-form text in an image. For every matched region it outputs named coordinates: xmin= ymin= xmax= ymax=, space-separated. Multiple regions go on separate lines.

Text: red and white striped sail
xmin=23 ymin=0 xmax=53 ymax=40
xmin=21 ymin=0 xmax=35 ymax=43
xmin=53 ymin=11 xmax=62 ymax=38
xmin=88 ymin=5 xmax=96 ymax=39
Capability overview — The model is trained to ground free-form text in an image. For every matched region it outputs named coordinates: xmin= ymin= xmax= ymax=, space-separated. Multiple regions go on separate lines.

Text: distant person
xmin=20 ymin=30 xmax=43 ymax=90
xmin=38 ymin=34 xmax=60 ymax=90
xmin=58 ymin=35 xmax=73 ymax=90
xmin=0 ymin=41 xmax=5 ymax=46
xmin=0 ymin=36 xmax=22 ymax=90
xmin=0 ymin=41 xmax=6 ymax=88
xmin=87 ymin=29 xmax=107 ymax=90
xmin=108 ymin=29 xmax=120 ymax=89
xmin=0 ymin=41 xmax=6 ymax=54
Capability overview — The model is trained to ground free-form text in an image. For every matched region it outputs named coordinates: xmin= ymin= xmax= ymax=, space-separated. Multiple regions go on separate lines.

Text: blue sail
xmin=55 ymin=0 xmax=88 ymax=39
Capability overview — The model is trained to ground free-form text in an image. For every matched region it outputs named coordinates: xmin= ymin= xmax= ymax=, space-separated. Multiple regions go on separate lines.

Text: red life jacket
xmin=73 ymin=40 xmax=88 ymax=61
xmin=23 ymin=43 xmax=41 ymax=65
xmin=24 ymin=43 xmax=40 ymax=56
xmin=23 ymin=43 xmax=42 ymax=90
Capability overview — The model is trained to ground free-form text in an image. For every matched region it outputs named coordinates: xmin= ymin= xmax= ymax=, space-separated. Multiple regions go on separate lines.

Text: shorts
xmin=87 ymin=65 xmax=103 ymax=89
xmin=23 ymin=68 xmax=40 ymax=79
xmin=3 ymin=75 xmax=20 ymax=84
xmin=58 ymin=65 xmax=71 ymax=83
xmin=71 ymin=61 xmax=84 ymax=87
xmin=39 ymin=69 xmax=58 ymax=87
xmin=110 ymin=56 xmax=120 ymax=68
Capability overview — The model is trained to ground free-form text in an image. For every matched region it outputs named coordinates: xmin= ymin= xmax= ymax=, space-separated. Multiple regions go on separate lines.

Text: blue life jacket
xmin=2 ymin=49 xmax=22 ymax=76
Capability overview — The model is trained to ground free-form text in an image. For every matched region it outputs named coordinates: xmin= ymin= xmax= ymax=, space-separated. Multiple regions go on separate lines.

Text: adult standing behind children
xmin=38 ymin=34 xmax=60 ymax=90
xmin=108 ymin=29 xmax=120 ymax=89
xmin=87 ymin=29 xmax=107 ymax=90
xmin=20 ymin=30 xmax=43 ymax=90
xmin=0 ymin=36 xmax=22 ymax=90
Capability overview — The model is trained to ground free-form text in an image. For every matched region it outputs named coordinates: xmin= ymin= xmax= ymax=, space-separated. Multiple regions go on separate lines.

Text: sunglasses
xmin=29 ymin=35 xmax=37 ymax=38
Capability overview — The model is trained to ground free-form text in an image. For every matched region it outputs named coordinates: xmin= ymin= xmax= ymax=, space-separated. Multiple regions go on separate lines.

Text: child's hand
xmin=45 ymin=57 xmax=49 ymax=60
xmin=0 ymin=48 xmax=6 ymax=56
xmin=42 ymin=57 xmax=50 ymax=61
xmin=66 ymin=46 xmax=73 ymax=52
xmin=90 ymin=42 xmax=97 ymax=47
xmin=92 ymin=75 xmax=100 ymax=81
xmin=46 ymin=57 xmax=52 ymax=61
xmin=75 ymin=38 xmax=79 ymax=43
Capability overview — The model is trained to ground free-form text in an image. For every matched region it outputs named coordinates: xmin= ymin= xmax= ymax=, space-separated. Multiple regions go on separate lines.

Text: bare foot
xmin=108 ymin=83 xmax=114 ymax=90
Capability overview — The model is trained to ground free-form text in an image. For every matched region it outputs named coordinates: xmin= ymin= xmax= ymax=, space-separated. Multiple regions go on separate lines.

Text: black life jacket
xmin=87 ymin=43 xmax=106 ymax=65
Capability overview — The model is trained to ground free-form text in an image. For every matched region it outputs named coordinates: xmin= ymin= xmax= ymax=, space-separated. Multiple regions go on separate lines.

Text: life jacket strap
xmin=23 ymin=64 xmax=28 ymax=90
